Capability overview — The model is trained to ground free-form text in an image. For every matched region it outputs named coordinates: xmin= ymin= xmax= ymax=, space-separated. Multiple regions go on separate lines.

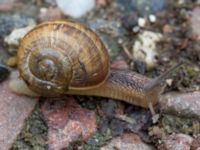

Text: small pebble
xmin=191 ymin=134 xmax=200 ymax=150
xmin=148 ymin=126 xmax=165 ymax=138
xmin=138 ymin=17 xmax=146 ymax=27
xmin=96 ymin=0 xmax=108 ymax=7
xmin=100 ymin=133 xmax=155 ymax=150
xmin=190 ymin=7 xmax=200 ymax=41
xmin=39 ymin=7 xmax=47 ymax=13
xmin=38 ymin=7 xmax=64 ymax=22
xmin=166 ymin=79 xmax=173 ymax=86
xmin=163 ymin=24 xmax=173 ymax=33
xmin=160 ymin=91 xmax=200 ymax=120
xmin=178 ymin=0 xmax=186 ymax=5
xmin=56 ymin=0 xmax=95 ymax=18
xmin=149 ymin=14 xmax=156 ymax=23
xmin=132 ymin=31 xmax=162 ymax=70
xmin=117 ymin=38 xmax=123 ymax=44
xmin=4 ymin=25 xmax=36 ymax=48
xmin=121 ymin=13 xmax=138 ymax=30
xmin=158 ymin=133 xmax=193 ymax=150
xmin=152 ymin=114 xmax=160 ymax=124
xmin=132 ymin=26 xmax=140 ymax=33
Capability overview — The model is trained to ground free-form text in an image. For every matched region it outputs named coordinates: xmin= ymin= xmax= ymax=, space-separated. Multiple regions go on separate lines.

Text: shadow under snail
xmin=10 ymin=20 xmax=182 ymax=109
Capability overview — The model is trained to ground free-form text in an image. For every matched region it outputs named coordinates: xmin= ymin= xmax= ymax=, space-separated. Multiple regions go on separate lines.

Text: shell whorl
xmin=18 ymin=21 xmax=109 ymax=96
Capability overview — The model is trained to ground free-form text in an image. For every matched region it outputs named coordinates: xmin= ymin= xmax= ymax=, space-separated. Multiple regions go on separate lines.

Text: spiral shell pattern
xmin=18 ymin=21 xmax=109 ymax=96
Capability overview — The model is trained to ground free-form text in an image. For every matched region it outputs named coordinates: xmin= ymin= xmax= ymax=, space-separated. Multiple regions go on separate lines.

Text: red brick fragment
xmin=41 ymin=97 xmax=96 ymax=150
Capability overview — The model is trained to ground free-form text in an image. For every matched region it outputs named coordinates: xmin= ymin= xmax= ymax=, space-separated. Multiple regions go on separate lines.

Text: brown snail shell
xmin=18 ymin=21 xmax=109 ymax=96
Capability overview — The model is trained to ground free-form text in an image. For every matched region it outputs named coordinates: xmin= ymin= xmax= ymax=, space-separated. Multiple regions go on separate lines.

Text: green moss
xmin=185 ymin=66 xmax=199 ymax=78
xmin=67 ymin=131 xmax=112 ymax=150
xmin=162 ymin=114 xmax=200 ymax=135
xmin=11 ymin=103 xmax=47 ymax=150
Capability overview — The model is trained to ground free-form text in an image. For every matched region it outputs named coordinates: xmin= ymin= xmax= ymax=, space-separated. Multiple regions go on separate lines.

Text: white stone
xmin=178 ymin=0 xmax=186 ymax=4
xmin=40 ymin=7 xmax=47 ymax=13
xmin=56 ymin=0 xmax=95 ymax=18
xmin=138 ymin=17 xmax=146 ymax=27
xmin=133 ymin=31 xmax=163 ymax=70
xmin=166 ymin=79 xmax=173 ymax=86
xmin=149 ymin=14 xmax=156 ymax=23
xmin=4 ymin=25 xmax=36 ymax=47
xmin=132 ymin=26 xmax=140 ymax=33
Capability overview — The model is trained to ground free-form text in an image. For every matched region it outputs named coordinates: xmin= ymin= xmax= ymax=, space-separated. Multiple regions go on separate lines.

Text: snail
xmin=10 ymin=20 xmax=182 ymax=109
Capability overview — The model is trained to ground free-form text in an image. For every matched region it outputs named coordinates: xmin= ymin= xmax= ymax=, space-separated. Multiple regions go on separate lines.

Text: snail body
xmin=15 ymin=21 xmax=177 ymax=108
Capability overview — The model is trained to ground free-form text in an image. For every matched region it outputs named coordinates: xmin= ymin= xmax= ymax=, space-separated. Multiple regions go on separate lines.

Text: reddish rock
xmin=0 ymin=0 xmax=16 ymax=12
xmin=100 ymin=133 xmax=155 ymax=150
xmin=111 ymin=59 xmax=129 ymax=70
xmin=158 ymin=133 xmax=193 ymax=150
xmin=160 ymin=91 xmax=200 ymax=120
xmin=0 ymin=71 xmax=38 ymax=150
xmin=38 ymin=7 xmax=64 ymax=22
xmin=163 ymin=24 xmax=173 ymax=33
xmin=41 ymin=97 xmax=96 ymax=150
xmin=96 ymin=0 xmax=108 ymax=7
xmin=191 ymin=134 xmax=200 ymax=150
xmin=0 ymin=0 xmax=24 ymax=12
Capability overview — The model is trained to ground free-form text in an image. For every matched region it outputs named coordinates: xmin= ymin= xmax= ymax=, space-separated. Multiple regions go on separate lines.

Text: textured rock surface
xmin=0 ymin=71 xmax=38 ymax=150
xmin=132 ymin=30 xmax=162 ymax=69
xmin=160 ymin=91 xmax=200 ymax=120
xmin=158 ymin=133 xmax=193 ymax=150
xmin=100 ymin=133 xmax=155 ymax=150
xmin=42 ymin=97 xmax=97 ymax=150
xmin=38 ymin=7 xmax=64 ymax=22
xmin=191 ymin=7 xmax=200 ymax=41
